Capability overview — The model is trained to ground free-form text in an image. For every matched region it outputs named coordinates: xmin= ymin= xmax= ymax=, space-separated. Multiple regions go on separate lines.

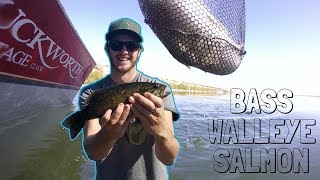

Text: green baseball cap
xmin=105 ymin=18 xmax=142 ymax=42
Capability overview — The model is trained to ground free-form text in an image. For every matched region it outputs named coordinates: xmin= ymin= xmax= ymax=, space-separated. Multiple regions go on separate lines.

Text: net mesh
xmin=203 ymin=0 xmax=245 ymax=45
xmin=138 ymin=0 xmax=246 ymax=75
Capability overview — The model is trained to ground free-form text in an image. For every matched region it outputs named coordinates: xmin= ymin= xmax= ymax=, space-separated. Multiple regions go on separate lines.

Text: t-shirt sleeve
xmin=162 ymin=85 xmax=180 ymax=121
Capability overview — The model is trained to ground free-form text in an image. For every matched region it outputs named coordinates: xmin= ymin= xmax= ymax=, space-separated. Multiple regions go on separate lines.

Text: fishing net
xmin=138 ymin=0 xmax=246 ymax=75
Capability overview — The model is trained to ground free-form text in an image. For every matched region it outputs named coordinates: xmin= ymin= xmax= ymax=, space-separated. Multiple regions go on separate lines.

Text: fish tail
xmin=61 ymin=111 xmax=85 ymax=140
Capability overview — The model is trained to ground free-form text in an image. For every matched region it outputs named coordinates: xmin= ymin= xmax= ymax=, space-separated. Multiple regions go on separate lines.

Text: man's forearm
xmin=84 ymin=127 xmax=117 ymax=160
xmin=154 ymin=132 xmax=180 ymax=166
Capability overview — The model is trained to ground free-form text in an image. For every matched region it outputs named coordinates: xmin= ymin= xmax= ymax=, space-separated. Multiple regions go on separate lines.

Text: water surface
xmin=0 ymin=94 xmax=319 ymax=180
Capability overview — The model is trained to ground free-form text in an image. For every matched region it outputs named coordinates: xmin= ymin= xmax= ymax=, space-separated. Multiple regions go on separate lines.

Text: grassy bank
xmin=162 ymin=79 xmax=228 ymax=96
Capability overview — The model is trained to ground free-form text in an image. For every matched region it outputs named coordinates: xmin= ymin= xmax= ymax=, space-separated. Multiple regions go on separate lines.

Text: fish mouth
xmin=160 ymin=86 xmax=170 ymax=98
xmin=161 ymin=91 xmax=170 ymax=98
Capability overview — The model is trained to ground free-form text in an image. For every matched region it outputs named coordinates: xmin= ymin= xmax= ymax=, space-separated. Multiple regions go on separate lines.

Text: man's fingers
xmin=128 ymin=96 xmax=135 ymax=104
xmin=144 ymin=92 xmax=164 ymax=108
xmin=133 ymin=98 xmax=155 ymax=117
xmin=100 ymin=109 xmax=112 ymax=126
xmin=123 ymin=112 xmax=135 ymax=127
xmin=130 ymin=104 xmax=153 ymax=127
xmin=117 ymin=104 xmax=131 ymax=126
xmin=132 ymin=93 xmax=163 ymax=112
xmin=104 ymin=104 xmax=133 ymax=127
xmin=109 ymin=103 xmax=124 ymax=125
xmin=132 ymin=93 xmax=153 ymax=110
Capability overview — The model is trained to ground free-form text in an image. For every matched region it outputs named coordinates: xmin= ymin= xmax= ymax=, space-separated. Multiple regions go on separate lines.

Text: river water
xmin=0 ymin=93 xmax=319 ymax=180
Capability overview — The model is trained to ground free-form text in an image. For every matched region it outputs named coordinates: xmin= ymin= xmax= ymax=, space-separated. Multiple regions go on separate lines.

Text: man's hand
xmin=128 ymin=92 xmax=173 ymax=139
xmin=128 ymin=92 xmax=180 ymax=166
xmin=99 ymin=103 xmax=133 ymax=142
xmin=83 ymin=103 xmax=134 ymax=160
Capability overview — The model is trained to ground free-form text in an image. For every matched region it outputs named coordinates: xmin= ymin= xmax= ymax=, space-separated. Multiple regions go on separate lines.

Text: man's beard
xmin=110 ymin=60 xmax=136 ymax=73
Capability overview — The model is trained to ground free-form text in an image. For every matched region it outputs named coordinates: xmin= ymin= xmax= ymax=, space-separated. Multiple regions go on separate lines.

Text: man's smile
xmin=117 ymin=56 xmax=131 ymax=61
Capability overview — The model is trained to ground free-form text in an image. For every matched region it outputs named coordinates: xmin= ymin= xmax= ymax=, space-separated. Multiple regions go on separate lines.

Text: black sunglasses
xmin=108 ymin=40 xmax=141 ymax=52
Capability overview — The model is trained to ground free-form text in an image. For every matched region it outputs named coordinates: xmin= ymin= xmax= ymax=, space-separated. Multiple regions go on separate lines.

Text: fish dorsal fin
xmin=83 ymin=89 xmax=95 ymax=106
xmin=83 ymin=85 xmax=114 ymax=106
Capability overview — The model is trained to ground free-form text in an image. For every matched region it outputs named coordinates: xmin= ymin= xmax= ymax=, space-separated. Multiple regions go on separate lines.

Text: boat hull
xmin=0 ymin=0 xmax=96 ymax=120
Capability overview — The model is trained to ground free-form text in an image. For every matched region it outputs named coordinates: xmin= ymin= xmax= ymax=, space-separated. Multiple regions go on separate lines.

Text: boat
xmin=0 ymin=0 xmax=96 ymax=121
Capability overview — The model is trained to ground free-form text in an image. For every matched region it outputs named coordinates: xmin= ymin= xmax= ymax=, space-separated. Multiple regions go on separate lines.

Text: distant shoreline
xmin=171 ymin=89 xmax=227 ymax=96
xmin=84 ymin=65 xmax=228 ymax=95
xmin=172 ymin=89 xmax=216 ymax=92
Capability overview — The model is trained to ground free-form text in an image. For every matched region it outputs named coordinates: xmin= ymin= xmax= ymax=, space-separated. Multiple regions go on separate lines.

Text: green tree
xmin=84 ymin=66 xmax=106 ymax=84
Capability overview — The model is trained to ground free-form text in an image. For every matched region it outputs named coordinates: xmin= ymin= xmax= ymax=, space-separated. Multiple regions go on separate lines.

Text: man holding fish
xmin=75 ymin=18 xmax=180 ymax=179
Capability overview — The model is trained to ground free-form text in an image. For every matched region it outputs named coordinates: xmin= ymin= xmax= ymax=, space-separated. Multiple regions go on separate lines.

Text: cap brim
xmin=105 ymin=29 xmax=142 ymax=42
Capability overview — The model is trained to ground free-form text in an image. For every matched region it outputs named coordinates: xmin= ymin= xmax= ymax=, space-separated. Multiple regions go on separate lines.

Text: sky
xmin=59 ymin=0 xmax=320 ymax=96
